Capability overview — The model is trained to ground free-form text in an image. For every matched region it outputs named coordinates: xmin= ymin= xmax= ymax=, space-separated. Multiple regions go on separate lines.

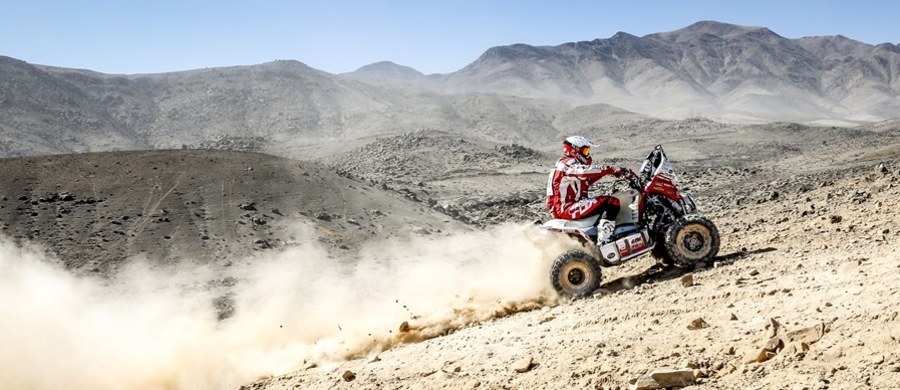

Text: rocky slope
xmin=245 ymin=159 xmax=900 ymax=390
xmin=1 ymin=122 xmax=899 ymax=390
xmin=0 ymin=149 xmax=467 ymax=274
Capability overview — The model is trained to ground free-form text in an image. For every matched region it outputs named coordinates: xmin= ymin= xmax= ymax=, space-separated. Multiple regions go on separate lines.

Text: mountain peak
xmin=610 ymin=31 xmax=640 ymax=41
xmin=353 ymin=61 xmax=421 ymax=74
xmin=651 ymin=20 xmax=778 ymax=41
xmin=473 ymin=44 xmax=551 ymax=64
xmin=341 ymin=60 xmax=424 ymax=81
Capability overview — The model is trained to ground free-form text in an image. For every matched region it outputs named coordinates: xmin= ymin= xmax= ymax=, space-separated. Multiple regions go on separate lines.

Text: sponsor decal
xmin=616 ymin=239 xmax=629 ymax=257
xmin=629 ymin=235 xmax=645 ymax=251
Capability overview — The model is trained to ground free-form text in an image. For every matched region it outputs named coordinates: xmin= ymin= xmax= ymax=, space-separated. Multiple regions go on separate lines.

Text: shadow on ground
xmin=597 ymin=247 xmax=777 ymax=295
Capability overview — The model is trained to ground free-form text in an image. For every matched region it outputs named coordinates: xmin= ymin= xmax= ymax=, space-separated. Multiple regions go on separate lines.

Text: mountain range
xmin=1 ymin=20 xmax=898 ymax=157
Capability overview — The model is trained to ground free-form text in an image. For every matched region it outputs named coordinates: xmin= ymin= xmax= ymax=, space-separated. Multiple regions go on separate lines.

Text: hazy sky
xmin=2 ymin=1 xmax=897 ymax=75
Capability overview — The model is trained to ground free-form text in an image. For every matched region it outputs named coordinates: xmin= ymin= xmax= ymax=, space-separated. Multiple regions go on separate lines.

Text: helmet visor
xmin=579 ymin=146 xmax=591 ymax=158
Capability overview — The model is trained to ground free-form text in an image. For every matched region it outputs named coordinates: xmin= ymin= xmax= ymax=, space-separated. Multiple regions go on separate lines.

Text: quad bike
xmin=539 ymin=145 xmax=720 ymax=298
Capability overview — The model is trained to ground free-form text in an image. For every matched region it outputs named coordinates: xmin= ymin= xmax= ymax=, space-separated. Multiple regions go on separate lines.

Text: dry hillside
xmin=3 ymin=122 xmax=898 ymax=390
xmin=246 ymin=157 xmax=900 ymax=390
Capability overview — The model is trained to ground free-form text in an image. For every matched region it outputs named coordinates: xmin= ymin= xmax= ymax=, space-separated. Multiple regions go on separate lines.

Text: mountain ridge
xmin=2 ymin=21 xmax=899 ymax=158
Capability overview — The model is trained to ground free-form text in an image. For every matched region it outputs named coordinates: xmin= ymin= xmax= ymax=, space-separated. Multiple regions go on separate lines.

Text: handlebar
xmin=603 ymin=168 xmax=642 ymax=193
xmin=619 ymin=168 xmax=642 ymax=190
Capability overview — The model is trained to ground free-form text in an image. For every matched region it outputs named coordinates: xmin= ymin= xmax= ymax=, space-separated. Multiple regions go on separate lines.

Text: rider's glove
xmin=614 ymin=167 xmax=627 ymax=178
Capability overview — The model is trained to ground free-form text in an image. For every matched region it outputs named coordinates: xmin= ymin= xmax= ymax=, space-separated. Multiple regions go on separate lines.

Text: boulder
xmin=751 ymin=322 xmax=825 ymax=363
xmin=512 ymin=356 xmax=533 ymax=373
xmin=743 ymin=348 xmax=776 ymax=364
xmin=782 ymin=322 xmax=825 ymax=344
xmin=687 ymin=318 xmax=709 ymax=330
xmin=781 ymin=341 xmax=810 ymax=356
xmin=766 ymin=317 xmax=781 ymax=338
xmin=629 ymin=369 xmax=696 ymax=390
xmin=680 ymin=274 xmax=694 ymax=288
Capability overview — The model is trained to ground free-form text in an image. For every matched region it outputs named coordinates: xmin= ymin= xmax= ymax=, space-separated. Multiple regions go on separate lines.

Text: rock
xmin=538 ymin=314 xmax=556 ymax=324
xmin=511 ymin=356 xmax=533 ymax=373
xmin=629 ymin=369 xmax=696 ymax=390
xmin=822 ymin=348 xmax=843 ymax=363
xmin=766 ymin=317 xmax=781 ymax=338
xmin=730 ymin=313 xmax=738 ymax=321
xmin=763 ymin=335 xmax=785 ymax=352
xmin=780 ymin=341 xmax=810 ymax=356
xmin=238 ymin=202 xmax=257 ymax=211
xmin=342 ymin=370 xmax=356 ymax=381
xmin=314 ymin=212 xmax=332 ymax=221
xmin=399 ymin=321 xmax=410 ymax=332
xmin=876 ymin=162 xmax=889 ymax=174
xmin=754 ymin=322 xmax=826 ymax=361
xmin=743 ymin=348 xmax=776 ymax=364
xmin=411 ymin=226 xmax=430 ymax=235
xmin=830 ymin=215 xmax=842 ymax=224
xmin=687 ymin=318 xmax=709 ymax=330
xmin=782 ymin=322 xmax=825 ymax=344
xmin=680 ymin=274 xmax=694 ymax=288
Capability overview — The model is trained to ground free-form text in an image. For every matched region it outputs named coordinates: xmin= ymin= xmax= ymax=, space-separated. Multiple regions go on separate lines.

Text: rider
xmin=546 ymin=136 xmax=630 ymax=243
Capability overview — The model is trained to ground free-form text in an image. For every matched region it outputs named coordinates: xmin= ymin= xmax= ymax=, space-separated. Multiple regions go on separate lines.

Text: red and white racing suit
xmin=546 ymin=157 xmax=621 ymax=220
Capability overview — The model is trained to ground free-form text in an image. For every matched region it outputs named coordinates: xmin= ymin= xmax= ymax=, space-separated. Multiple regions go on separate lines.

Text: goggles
xmin=579 ymin=146 xmax=591 ymax=157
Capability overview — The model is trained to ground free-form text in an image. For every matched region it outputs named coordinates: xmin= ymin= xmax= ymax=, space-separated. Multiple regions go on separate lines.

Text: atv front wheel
xmin=550 ymin=249 xmax=602 ymax=299
xmin=664 ymin=214 xmax=720 ymax=268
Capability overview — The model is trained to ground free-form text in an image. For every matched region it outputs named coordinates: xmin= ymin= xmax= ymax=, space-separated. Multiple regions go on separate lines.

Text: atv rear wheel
xmin=550 ymin=249 xmax=602 ymax=299
xmin=664 ymin=214 xmax=720 ymax=268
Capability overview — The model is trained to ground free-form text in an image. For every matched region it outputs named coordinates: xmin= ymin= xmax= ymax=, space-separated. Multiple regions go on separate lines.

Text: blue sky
xmin=1 ymin=1 xmax=897 ymax=75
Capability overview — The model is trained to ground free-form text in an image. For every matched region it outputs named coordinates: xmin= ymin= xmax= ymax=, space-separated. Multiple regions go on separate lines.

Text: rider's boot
xmin=597 ymin=219 xmax=615 ymax=245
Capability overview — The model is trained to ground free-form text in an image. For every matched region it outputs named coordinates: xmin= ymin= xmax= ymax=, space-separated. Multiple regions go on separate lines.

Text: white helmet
xmin=563 ymin=135 xmax=593 ymax=164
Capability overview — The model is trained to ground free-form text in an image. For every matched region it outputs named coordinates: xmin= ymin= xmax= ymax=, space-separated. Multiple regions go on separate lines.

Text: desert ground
xmin=1 ymin=119 xmax=898 ymax=390
xmin=239 ymin=124 xmax=900 ymax=390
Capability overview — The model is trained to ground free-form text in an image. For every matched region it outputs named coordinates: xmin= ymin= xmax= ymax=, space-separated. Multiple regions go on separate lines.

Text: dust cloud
xmin=0 ymin=222 xmax=575 ymax=390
